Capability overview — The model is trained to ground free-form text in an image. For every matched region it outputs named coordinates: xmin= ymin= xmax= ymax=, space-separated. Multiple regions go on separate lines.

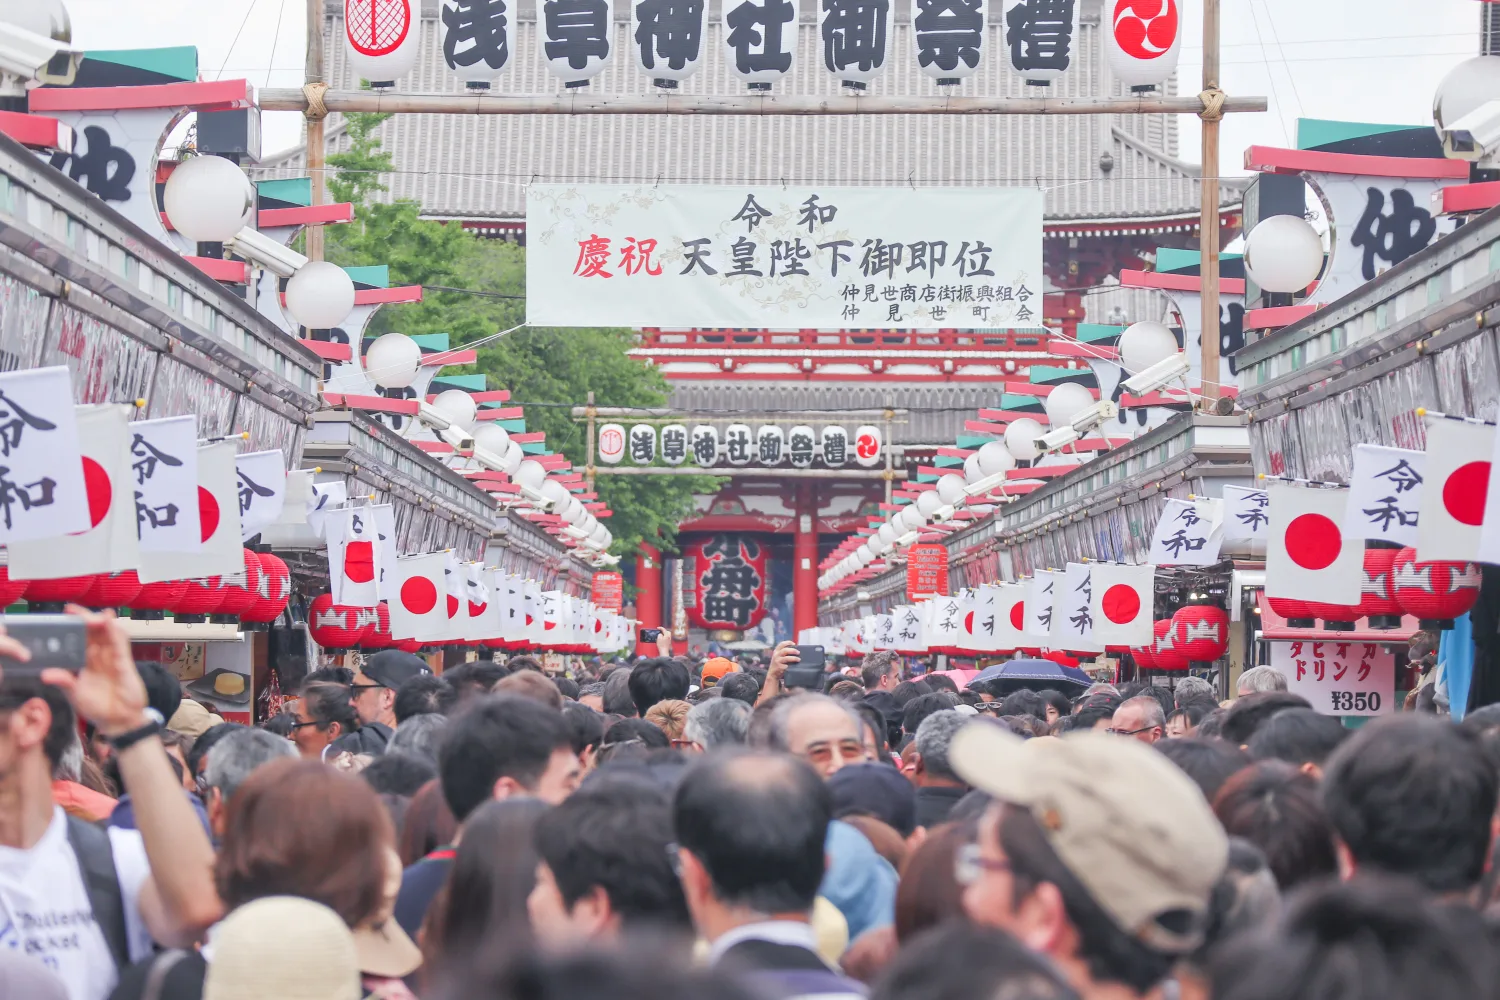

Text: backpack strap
xmin=140 ymin=950 xmax=191 ymax=1000
xmin=64 ymin=814 xmax=130 ymax=971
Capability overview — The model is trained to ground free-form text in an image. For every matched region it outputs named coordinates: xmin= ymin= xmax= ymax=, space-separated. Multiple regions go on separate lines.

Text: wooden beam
xmin=258 ymin=88 xmax=1267 ymax=117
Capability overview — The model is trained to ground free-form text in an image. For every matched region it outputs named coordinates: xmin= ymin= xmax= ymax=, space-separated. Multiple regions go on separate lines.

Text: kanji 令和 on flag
xmin=1265 ymin=483 xmax=1362 ymax=604
xmin=140 ymin=442 xmax=244 ymax=583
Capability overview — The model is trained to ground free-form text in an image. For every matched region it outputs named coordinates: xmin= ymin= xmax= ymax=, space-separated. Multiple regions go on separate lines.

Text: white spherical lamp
xmin=868 ymin=536 xmax=890 ymax=556
xmin=877 ymin=524 xmax=898 ymax=546
xmin=969 ymin=503 xmax=996 ymax=515
xmin=977 ymin=440 xmax=1017 ymax=477
xmin=899 ymin=507 xmax=926 ymax=533
xmin=916 ymin=490 xmax=944 ymax=518
xmin=1005 ymin=418 xmax=1045 ymax=462
xmin=1117 ymin=321 xmax=1180 ymax=375
xmin=936 ymin=474 xmax=968 ymax=506
xmin=963 ymin=453 xmax=984 ymax=484
xmin=541 ymin=480 xmax=571 ymax=507
xmin=1044 ymin=383 xmax=1095 ymax=429
xmin=856 ymin=547 xmax=874 ymax=567
xmin=502 ymin=440 xmax=524 ymax=475
xmin=1434 ymin=56 xmax=1500 ymax=138
xmin=560 ymin=497 xmax=584 ymax=524
xmin=1243 ymin=215 xmax=1325 ymax=294
xmin=432 ymin=389 xmax=479 ymax=430
xmin=474 ymin=423 xmax=511 ymax=456
xmin=515 ymin=460 xmax=547 ymax=491
xmin=162 ymin=155 xmax=256 ymax=244
xmin=364 ymin=333 xmax=423 ymax=389
xmin=284 ymin=261 xmax=356 ymax=330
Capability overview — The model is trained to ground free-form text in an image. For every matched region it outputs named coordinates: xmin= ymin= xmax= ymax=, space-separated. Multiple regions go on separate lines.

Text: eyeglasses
xmin=954 ymin=843 xmax=1013 ymax=886
xmin=1106 ymin=725 xmax=1159 ymax=736
xmin=801 ymin=739 xmax=869 ymax=767
xmin=288 ymin=719 xmax=326 ymax=731
xmin=349 ymin=682 xmax=386 ymax=692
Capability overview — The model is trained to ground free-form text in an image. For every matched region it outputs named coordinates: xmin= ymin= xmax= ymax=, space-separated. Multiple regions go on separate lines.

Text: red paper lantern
xmin=360 ymin=603 xmax=393 ymax=650
xmin=0 ymin=567 xmax=29 ymax=607
xmin=1130 ymin=642 xmax=1158 ymax=670
xmin=308 ymin=593 xmax=375 ymax=650
xmin=84 ymin=571 xmax=141 ymax=610
xmin=1357 ymin=547 xmax=1404 ymax=630
xmin=395 ymin=638 xmax=424 ymax=654
xmin=1392 ymin=547 xmax=1482 ymax=631
xmin=1266 ymin=596 xmax=1317 ymax=629
xmin=243 ymin=553 xmax=292 ymax=626
xmin=215 ymin=550 xmax=262 ymax=619
xmin=1171 ymin=605 xmax=1230 ymax=661
xmin=1041 ymin=649 xmax=1080 ymax=668
xmin=173 ymin=577 xmax=225 ymax=619
xmin=129 ymin=578 xmax=190 ymax=615
xmin=1303 ymin=600 xmax=1361 ymax=632
xmin=1152 ymin=618 xmax=1189 ymax=671
xmin=23 ymin=574 xmax=100 ymax=606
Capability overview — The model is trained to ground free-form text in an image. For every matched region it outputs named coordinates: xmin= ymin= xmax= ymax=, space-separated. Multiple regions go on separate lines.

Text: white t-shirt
xmin=0 ymin=807 xmax=154 ymax=1000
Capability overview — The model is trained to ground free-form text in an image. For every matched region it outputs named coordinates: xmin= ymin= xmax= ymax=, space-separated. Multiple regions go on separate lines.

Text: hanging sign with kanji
xmin=1002 ymin=0 xmax=1079 ymax=85
xmin=592 ymin=570 xmax=624 ymax=612
xmin=819 ymin=0 xmax=893 ymax=89
xmin=688 ymin=534 xmax=768 ymax=630
xmin=912 ymin=0 xmax=987 ymax=84
xmin=1270 ymin=640 xmax=1395 ymax=717
xmin=906 ymin=543 xmax=950 ymax=600
xmin=528 ymin=184 xmax=1043 ymax=330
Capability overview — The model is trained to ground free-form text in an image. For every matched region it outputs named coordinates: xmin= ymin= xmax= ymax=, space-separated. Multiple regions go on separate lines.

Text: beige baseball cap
xmin=949 ymin=723 xmax=1227 ymax=954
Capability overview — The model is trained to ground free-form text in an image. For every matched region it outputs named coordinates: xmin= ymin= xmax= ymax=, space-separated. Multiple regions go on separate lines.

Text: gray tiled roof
xmin=254 ymin=0 xmax=1239 ymax=223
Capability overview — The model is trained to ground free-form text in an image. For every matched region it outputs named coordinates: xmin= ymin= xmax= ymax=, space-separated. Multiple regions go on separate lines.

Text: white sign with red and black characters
xmin=528 ymin=185 xmax=1043 ymax=331
xmin=130 ymin=415 xmax=200 ymax=554
xmin=1271 ymin=640 xmax=1396 ymax=717
xmin=9 ymin=403 xmax=137 ymax=578
xmin=1344 ymin=444 xmax=1424 ymax=547
xmin=597 ymin=423 xmax=626 ymax=465
xmin=1222 ymin=486 xmax=1269 ymax=541
xmin=141 ymin=442 xmax=243 ymax=582
xmin=1148 ymin=498 xmax=1222 ymax=567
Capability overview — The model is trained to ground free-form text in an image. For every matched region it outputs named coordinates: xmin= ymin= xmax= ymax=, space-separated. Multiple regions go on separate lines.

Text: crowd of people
xmin=5 ymin=614 xmax=1500 ymax=1000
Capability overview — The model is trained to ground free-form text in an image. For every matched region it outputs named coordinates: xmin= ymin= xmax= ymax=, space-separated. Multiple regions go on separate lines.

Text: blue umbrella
xmin=970 ymin=658 xmax=1093 ymax=691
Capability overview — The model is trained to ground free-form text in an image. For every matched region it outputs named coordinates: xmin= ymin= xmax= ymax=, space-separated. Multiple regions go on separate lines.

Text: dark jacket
xmin=329 ymin=721 xmax=393 ymax=756
xmin=717 ymin=940 xmax=866 ymax=1000
xmin=914 ymin=784 xmax=967 ymax=829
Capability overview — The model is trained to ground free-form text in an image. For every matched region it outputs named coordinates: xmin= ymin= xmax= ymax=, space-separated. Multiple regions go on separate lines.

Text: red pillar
xmin=793 ymin=483 xmax=820 ymax=638
xmin=635 ymin=542 xmax=662 ymax=657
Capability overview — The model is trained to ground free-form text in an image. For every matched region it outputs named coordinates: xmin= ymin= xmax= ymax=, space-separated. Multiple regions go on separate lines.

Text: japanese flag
xmin=954 ymin=590 xmax=985 ymax=652
xmin=10 ymin=404 xmax=139 ymax=579
xmin=523 ymin=579 xmax=544 ymax=644
xmin=139 ymin=443 xmax=243 ymax=583
xmin=1266 ymin=483 xmax=1362 ymax=604
xmin=442 ymin=552 xmax=465 ymax=640
xmin=1418 ymin=416 xmax=1492 ymax=562
xmin=1026 ymin=570 xmax=1061 ymax=642
xmin=235 ymin=450 xmax=287 ymax=541
xmin=1090 ymin=563 xmax=1155 ymax=646
xmin=306 ymin=481 xmax=347 ymax=538
xmin=466 ymin=562 xmax=502 ymax=641
xmin=994 ymin=583 xmax=1027 ymax=650
xmin=390 ymin=553 xmax=448 ymax=642
xmin=328 ymin=507 xmax=381 ymax=608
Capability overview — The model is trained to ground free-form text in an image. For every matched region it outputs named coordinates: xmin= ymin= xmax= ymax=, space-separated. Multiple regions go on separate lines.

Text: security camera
xmin=471 ymin=443 xmax=506 ymax=473
xmin=1070 ymin=400 xmax=1119 ymax=435
xmin=1123 ymin=353 xmax=1192 ymax=396
xmin=1037 ymin=426 xmax=1080 ymax=453
xmin=1441 ymin=100 xmax=1500 ymax=164
xmin=227 ymin=226 xmax=308 ymax=278
xmin=439 ymin=425 xmax=475 ymax=452
xmin=0 ymin=23 xmax=81 ymax=88
xmin=415 ymin=400 xmax=452 ymax=432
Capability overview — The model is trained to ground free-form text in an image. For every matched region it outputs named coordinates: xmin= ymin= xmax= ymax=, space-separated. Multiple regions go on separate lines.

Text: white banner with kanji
xmin=527 ymin=184 xmax=1044 ymax=330
xmin=1269 ymin=640 xmax=1396 ymax=717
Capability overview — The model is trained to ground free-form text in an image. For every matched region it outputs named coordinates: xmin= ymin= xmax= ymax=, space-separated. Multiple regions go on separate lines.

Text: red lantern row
xmin=1137 ymin=605 xmax=1230 ymax=672
xmin=0 ymin=549 xmax=293 ymax=626
xmin=1268 ymin=546 xmax=1480 ymax=632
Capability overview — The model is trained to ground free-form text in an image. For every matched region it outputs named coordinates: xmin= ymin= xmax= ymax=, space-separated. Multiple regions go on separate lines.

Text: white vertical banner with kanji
xmin=527 ymin=185 xmax=1044 ymax=330
xmin=140 ymin=442 xmax=243 ymax=582
xmin=1148 ymin=498 xmax=1223 ymax=566
xmin=1026 ymin=570 xmax=1062 ymax=643
xmin=235 ymin=450 xmax=287 ymax=540
xmin=1344 ymin=445 xmax=1424 ymax=546
xmin=1222 ymin=486 xmax=1270 ymax=541
xmin=0 ymin=366 xmax=90 ymax=544
xmin=130 ymin=415 xmax=200 ymax=553
xmin=1270 ymin=640 xmax=1396 ymax=716
xmin=1055 ymin=563 xmax=1102 ymax=652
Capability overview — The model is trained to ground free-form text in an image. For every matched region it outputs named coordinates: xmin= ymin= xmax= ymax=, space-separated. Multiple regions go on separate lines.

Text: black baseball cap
xmin=360 ymin=650 xmax=429 ymax=690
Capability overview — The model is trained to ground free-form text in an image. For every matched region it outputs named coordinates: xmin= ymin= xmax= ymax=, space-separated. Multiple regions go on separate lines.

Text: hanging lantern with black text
xmin=1002 ymin=0 xmax=1079 ymax=87
xmin=628 ymin=424 xmax=657 ymax=465
xmin=757 ymin=425 xmax=786 ymax=466
xmin=819 ymin=0 xmax=892 ymax=89
xmin=691 ymin=425 xmax=719 ymax=467
xmin=538 ymin=0 xmax=616 ymax=86
xmin=722 ymin=0 xmax=799 ymax=90
xmin=788 ymin=425 xmax=817 ymax=468
xmin=688 ymin=535 xmax=768 ymax=631
xmin=821 ymin=426 xmax=849 ymax=467
xmin=724 ymin=424 xmax=754 ymax=466
xmin=632 ymin=0 xmax=708 ymax=88
xmin=660 ymin=424 xmax=689 ymax=466
xmin=441 ymin=0 xmax=513 ymax=89
xmin=912 ymin=0 xmax=987 ymax=85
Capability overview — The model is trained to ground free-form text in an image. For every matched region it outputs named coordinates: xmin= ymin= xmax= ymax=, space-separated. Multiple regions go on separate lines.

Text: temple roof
xmin=254 ymin=0 xmax=1241 ymax=225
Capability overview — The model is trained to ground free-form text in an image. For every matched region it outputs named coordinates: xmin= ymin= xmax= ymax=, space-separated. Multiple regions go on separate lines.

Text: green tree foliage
xmin=322 ymin=113 xmax=714 ymax=556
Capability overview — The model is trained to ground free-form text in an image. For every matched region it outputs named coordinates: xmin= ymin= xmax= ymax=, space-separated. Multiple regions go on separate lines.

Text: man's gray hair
xmin=1174 ymin=675 xmax=1216 ymax=706
xmin=603 ymin=669 xmax=636 ymax=716
xmin=387 ymin=713 xmax=448 ymax=763
xmin=914 ymin=710 xmax=968 ymax=782
xmin=204 ymin=728 xmax=295 ymax=802
xmin=683 ymin=698 xmax=752 ymax=749
xmin=1084 ymin=682 xmax=1120 ymax=699
xmin=1237 ymin=666 xmax=1288 ymax=695
xmin=1118 ymin=695 xmax=1166 ymax=728
xmin=764 ymin=693 xmax=862 ymax=752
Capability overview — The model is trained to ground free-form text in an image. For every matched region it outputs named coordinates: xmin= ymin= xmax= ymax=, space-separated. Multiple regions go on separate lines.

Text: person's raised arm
xmin=759 ymin=640 xmax=800 ymax=705
xmin=44 ymin=607 xmax=223 ymax=946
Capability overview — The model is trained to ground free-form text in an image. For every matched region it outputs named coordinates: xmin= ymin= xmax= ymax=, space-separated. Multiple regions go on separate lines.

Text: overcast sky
xmin=67 ymin=0 xmax=1482 ymax=174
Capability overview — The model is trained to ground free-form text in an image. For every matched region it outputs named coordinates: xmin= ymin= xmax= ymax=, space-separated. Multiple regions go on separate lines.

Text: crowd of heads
xmin=15 ymin=627 xmax=1500 ymax=1000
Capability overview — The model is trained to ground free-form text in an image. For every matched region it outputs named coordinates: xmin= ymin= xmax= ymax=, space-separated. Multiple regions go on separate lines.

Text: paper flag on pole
xmin=1026 ymin=570 xmax=1062 ymax=642
xmin=1266 ymin=483 xmax=1362 ymax=604
xmin=389 ymin=553 xmax=448 ymax=641
xmin=139 ymin=442 xmax=243 ymax=583
xmin=235 ymin=450 xmax=287 ymax=541
xmin=131 ymin=415 xmax=200 ymax=554
xmin=1418 ymin=415 xmax=1492 ymax=562
xmin=1344 ymin=444 xmax=1424 ymax=547
xmin=1090 ymin=563 xmax=1155 ymax=646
